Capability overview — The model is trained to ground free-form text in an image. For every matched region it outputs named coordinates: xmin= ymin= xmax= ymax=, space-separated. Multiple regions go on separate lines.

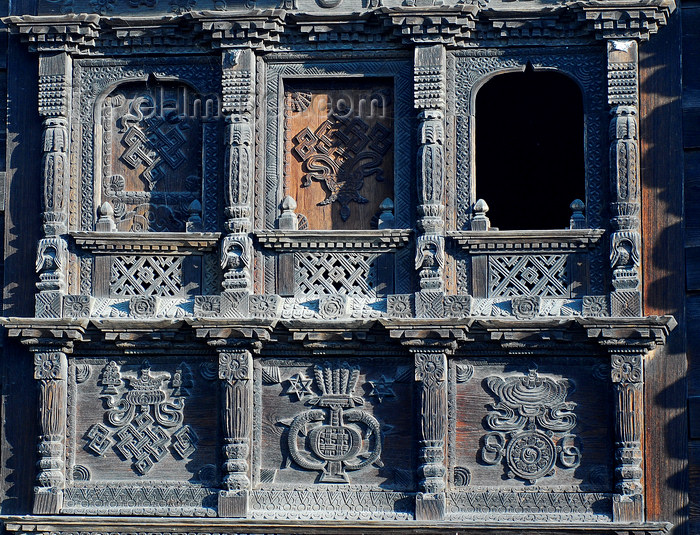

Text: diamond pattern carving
xmin=110 ymin=255 xmax=182 ymax=297
xmin=488 ymin=254 xmax=568 ymax=298
xmin=294 ymin=252 xmax=378 ymax=297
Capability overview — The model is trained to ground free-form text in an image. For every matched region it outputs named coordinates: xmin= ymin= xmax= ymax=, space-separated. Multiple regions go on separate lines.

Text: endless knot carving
xmin=85 ymin=423 xmax=112 ymax=455
xmin=118 ymin=96 xmax=190 ymax=191
xmin=110 ymin=256 xmax=182 ymax=297
xmin=291 ymin=113 xmax=392 ymax=221
xmin=281 ymin=362 xmax=383 ymax=483
xmin=489 ymin=255 xmax=568 ymax=297
xmin=115 ymin=412 xmax=170 ymax=475
xmin=480 ymin=369 xmax=581 ymax=484
xmin=295 ymin=252 xmax=377 ymax=297
xmin=85 ymin=361 xmax=197 ymax=475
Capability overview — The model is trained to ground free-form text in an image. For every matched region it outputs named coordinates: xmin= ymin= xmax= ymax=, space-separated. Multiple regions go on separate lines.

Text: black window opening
xmin=474 ymin=68 xmax=586 ymax=230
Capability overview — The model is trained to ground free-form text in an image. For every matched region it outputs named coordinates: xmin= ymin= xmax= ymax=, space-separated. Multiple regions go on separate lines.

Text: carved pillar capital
xmin=217 ymin=347 xmax=253 ymax=517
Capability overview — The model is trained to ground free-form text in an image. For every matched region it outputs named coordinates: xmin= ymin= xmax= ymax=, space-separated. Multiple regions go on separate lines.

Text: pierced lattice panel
xmin=294 ymin=252 xmax=378 ymax=298
xmin=110 ymin=255 xmax=183 ymax=297
xmin=488 ymin=254 xmax=569 ymax=298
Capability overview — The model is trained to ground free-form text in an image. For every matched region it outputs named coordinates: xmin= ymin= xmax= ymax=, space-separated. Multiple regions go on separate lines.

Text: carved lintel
xmin=32 ymin=350 xmax=68 ymax=514
xmin=5 ymin=15 xmax=100 ymax=53
xmin=412 ymin=348 xmax=447 ymax=520
xmin=218 ymin=349 xmax=252 ymax=517
xmin=610 ymin=350 xmax=644 ymax=523
xmin=195 ymin=11 xmax=285 ymax=49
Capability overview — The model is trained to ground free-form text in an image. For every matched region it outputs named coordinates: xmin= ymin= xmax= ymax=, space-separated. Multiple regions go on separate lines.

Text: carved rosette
xmin=413 ymin=348 xmax=447 ymax=520
xmin=222 ymin=48 xmax=255 ymax=294
xmin=607 ymin=40 xmax=642 ymax=316
xmin=610 ymin=350 xmax=644 ymax=522
xmin=218 ymin=349 xmax=252 ymax=517
xmin=32 ymin=350 xmax=68 ymax=514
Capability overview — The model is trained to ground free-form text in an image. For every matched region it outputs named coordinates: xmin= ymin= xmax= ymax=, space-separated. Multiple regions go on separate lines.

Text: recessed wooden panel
xmin=101 ymin=82 xmax=203 ymax=232
xmin=251 ymin=357 xmax=415 ymax=519
xmin=65 ymin=357 xmax=219 ymax=515
xmin=284 ymin=80 xmax=394 ymax=230
xmin=447 ymin=356 xmax=614 ymax=522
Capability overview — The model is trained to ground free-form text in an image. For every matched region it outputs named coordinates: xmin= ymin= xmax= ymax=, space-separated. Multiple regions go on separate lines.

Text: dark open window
xmin=475 ymin=68 xmax=585 ymax=230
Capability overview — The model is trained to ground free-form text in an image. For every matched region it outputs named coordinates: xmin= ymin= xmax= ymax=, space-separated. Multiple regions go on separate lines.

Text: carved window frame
xmin=69 ymin=57 xmax=223 ymax=298
xmin=447 ymin=47 xmax=608 ymax=296
xmin=256 ymin=54 xmax=415 ymax=295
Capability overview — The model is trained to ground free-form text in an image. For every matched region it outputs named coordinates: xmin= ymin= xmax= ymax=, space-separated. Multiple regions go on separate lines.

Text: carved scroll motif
xmin=84 ymin=361 xmax=197 ymax=475
xmin=280 ymin=362 xmax=383 ymax=484
xmin=101 ymin=84 xmax=203 ymax=232
xmin=480 ymin=369 xmax=581 ymax=484
xmin=291 ymin=114 xmax=393 ymax=222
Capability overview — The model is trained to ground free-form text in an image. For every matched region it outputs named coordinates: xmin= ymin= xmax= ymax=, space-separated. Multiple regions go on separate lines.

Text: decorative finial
xmin=96 ymin=201 xmax=116 ymax=232
xmin=186 ymin=199 xmax=203 ymax=232
xmin=279 ymin=195 xmax=298 ymax=230
xmin=378 ymin=198 xmax=395 ymax=230
xmin=472 ymin=199 xmax=491 ymax=231
xmin=569 ymin=199 xmax=585 ymax=229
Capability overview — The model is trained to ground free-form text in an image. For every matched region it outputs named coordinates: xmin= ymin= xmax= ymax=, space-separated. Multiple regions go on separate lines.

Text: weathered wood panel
xmin=640 ymin=5 xmax=688 ymax=533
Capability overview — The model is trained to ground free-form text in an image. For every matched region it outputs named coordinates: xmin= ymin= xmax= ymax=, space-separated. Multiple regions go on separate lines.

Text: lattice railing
xmin=110 ymin=255 xmax=183 ymax=297
xmin=294 ymin=252 xmax=378 ymax=298
xmin=489 ymin=254 xmax=568 ymax=298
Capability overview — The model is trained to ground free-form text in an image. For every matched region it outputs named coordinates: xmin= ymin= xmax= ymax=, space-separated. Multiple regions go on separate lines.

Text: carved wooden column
xmin=413 ymin=347 xmax=448 ymax=520
xmin=36 ymin=52 xmax=71 ymax=318
xmin=607 ymin=40 xmax=642 ymax=317
xmin=32 ymin=348 xmax=68 ymax=514
xmin=414 ymin=44 xmax=447 ymax=318
xmin=610 ymin=349 xmax=644 ymax=522
xmin=221 ymin=48 xmax=255 ymax=296
xmin=218 ymin=348 xmax=253 ymax=517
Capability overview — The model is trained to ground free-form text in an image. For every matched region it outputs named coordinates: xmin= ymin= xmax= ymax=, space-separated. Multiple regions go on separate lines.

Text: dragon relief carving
xmin=480 ymin=369 xmax=581 ymax=484
xmin=291 ymin=108 xmax=393 ymax=222
xmin=279 ymin=362 xmax=384 ymax=483
xmin=85 ymin=361 xmax=198 ymax=475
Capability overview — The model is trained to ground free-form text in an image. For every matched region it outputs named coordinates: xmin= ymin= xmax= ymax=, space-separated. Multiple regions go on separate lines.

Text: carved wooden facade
xmin=0 ymin=0 xmax=685 ymax=533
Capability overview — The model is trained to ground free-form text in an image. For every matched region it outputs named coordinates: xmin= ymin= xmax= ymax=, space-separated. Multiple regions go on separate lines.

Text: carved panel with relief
xmin=284 ymin=80 xmax=394 ymax=230
xmin=100 ymin=82 xmax=205 ymax=232
xmin=65 ymin=357 xmax=219 ymax=516
xmin=447 ymin=357 xmax=614 ymax=522
xmin=251 ymin=357 xmax=415 ymax=519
